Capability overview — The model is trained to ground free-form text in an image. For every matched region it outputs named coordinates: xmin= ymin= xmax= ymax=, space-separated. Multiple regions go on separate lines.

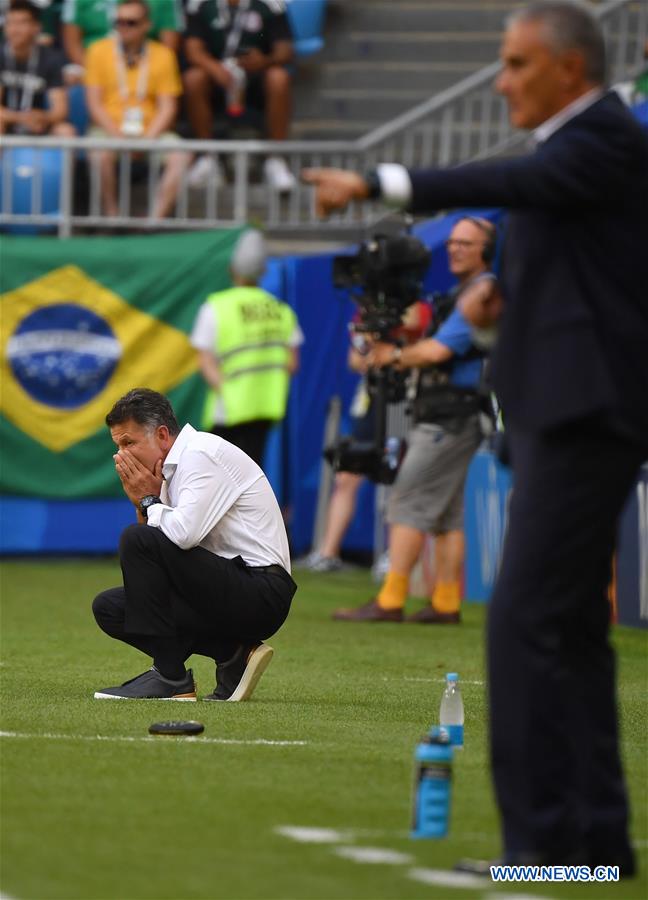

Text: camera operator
xmin=332 ymin=217 xmax=500 ymax=623
xmin=301 ymin=300 xmax=431 ymax=572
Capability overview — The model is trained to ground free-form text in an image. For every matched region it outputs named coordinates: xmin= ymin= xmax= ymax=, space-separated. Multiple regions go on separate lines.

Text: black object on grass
xmin=149 ymin=721 xmax=205 ymax=736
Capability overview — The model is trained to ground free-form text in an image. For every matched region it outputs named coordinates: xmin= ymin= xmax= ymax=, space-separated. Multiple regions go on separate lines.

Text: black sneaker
xmin=94 ymin=667 xmax=197 ymax=701
xmin=203 ymin=644 xmax=273 ymax=702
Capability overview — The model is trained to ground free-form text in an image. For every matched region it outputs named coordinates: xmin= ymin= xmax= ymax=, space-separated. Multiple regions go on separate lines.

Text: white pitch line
xmin=0 ymin=730 xmax=307 ymax=747
xmin=484 ymin=894 xmax=555 ymax=900
xmin=407 ymin=867 xmax=489 ymax=889
xmin=334 ymin=846 xmax=414 ymax=865
xmin=385 ymin=677 xmax=485 ymax=685
xmin=276 ymin=826 xmax=348 ymax=844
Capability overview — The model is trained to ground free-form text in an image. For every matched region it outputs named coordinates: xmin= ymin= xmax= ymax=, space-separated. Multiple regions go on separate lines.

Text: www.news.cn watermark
xmin=490 ymin=865 xmax=619 ymax=883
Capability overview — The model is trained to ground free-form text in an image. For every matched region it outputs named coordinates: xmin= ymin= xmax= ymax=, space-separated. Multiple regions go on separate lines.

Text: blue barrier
xmin=0 ymin=496 xmax=132 ymax=553
xmin=463 ymin=449 xmax=512 ymax=602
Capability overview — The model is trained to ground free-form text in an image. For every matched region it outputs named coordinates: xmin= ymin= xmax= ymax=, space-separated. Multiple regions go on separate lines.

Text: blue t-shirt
xmin=434 ymin=305 xmax=482 ymax=388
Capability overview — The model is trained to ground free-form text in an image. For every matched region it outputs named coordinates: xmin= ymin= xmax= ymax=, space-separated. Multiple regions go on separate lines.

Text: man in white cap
xmin=190 ymin=230 xmax=303 ymax=465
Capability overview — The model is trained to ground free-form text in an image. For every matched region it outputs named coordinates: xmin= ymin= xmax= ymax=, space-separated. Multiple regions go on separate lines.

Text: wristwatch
xmin=139 ymin=495 xmax=162 ymax=519
xmin=391 ymin=345 xmax=403 ymax=365
xmin=364 ymin=169 xmax=382 ymax=200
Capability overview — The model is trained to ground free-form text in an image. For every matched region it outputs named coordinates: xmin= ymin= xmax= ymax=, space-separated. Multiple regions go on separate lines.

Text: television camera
xmin=325 ymin=233 xmax=432 ymax=485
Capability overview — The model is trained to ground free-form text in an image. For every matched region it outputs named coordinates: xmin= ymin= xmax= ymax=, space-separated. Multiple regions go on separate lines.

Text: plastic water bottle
xmin=385 ymin=436 xmax=400 ymax=472
xmin=223 ymin=59 xmax=246 ymax=116
xmin=439 ymin=672 xmax=464 ymax=748
xmin=411 ymin=728 xmax=452 ymax=839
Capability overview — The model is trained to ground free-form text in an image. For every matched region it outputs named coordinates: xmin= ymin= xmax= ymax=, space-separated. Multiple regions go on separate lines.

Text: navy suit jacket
xmin=408 ymin=92 xmax=648 ymax=439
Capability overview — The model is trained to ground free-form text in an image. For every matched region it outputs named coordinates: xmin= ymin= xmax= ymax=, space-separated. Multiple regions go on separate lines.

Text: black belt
xmin=249 ymin=564 xmax=287 ymax=575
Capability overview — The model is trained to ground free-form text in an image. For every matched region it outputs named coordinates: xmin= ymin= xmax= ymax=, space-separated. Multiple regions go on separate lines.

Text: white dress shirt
xmin=146 ymin=424 xmax=291 ymax=571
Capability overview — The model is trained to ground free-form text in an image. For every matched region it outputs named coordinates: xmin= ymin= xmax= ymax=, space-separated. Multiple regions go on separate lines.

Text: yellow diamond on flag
xmin=0 ymin=265 xmax=197 ymax=452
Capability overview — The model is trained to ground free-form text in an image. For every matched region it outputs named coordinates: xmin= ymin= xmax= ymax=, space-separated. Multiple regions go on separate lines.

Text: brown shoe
xmin=405 ymin=605 xmax=461 ymax=624
xmin=332 ymin=598 xmax=403 ymax=622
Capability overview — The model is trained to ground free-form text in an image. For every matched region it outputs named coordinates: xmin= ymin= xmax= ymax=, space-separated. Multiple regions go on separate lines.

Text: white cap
xmin=230 ymin=230 xmax=267 ymax=281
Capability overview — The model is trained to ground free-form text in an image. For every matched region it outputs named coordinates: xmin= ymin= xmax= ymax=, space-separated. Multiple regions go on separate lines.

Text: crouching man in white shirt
xmin=92 ymin=387 xmax=296 ymax=702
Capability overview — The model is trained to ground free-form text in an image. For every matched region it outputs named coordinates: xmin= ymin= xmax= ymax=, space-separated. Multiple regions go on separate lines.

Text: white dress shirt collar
xmin=162 ymin=423 xmax=197 ymax=480
xmin=533 ymin=87 xmax=604 ymax=145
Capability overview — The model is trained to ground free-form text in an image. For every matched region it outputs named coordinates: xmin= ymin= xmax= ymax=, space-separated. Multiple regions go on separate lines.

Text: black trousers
xmin=93 ymin=524 xmax=296 ymax=669
xmin=211 ymin=419 xmax=274 ymax=467
xmin=488 ymin=420 xmax=647 ymax=866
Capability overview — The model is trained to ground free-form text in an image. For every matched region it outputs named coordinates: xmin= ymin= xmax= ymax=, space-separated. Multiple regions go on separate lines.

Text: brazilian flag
xmin=0 ymin=229 xmax=242 ymax=498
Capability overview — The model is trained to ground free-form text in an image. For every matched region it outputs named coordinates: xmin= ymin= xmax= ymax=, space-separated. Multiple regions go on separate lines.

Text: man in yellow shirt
xmin=85 ymin=0 xmax=188 ymax=220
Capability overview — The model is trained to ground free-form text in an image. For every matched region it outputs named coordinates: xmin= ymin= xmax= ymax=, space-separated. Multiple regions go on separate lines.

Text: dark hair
xmin=105 ymin=388 xmax=180 ymax=435
xmin=116 ymin=0 xmax=151 ymax=19
xmin=8 ymin=0 xmax=41 ymax=22
xmin=507 ymin=2 xmax=606 ymax=84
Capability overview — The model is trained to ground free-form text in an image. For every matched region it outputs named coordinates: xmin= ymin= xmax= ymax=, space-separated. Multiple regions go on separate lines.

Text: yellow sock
xmin=431 ymin=581 xmax=462 ymax=614
xmin=377 ymin=571 xmax=409 ymax=610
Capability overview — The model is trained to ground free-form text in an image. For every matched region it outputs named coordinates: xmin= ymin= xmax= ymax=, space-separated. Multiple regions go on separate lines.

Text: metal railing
xmin=0 ymin=0 xmax=644 ymax=237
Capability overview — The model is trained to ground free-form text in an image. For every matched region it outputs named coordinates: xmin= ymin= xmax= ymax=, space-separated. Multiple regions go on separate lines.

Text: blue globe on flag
xmin=7 ymin=304 xmax=122 ymax=409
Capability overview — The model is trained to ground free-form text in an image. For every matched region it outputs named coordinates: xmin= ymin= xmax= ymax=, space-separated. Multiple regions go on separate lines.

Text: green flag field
xmin=1 ymin=560 xmax=647 ymax=900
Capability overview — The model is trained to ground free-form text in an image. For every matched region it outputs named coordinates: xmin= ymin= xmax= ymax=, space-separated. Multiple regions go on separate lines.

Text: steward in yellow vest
xmin=191 ymin=230 xmax=302 ymax=465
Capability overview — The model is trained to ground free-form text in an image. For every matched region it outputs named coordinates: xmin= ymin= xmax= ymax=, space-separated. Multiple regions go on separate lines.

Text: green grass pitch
xmin=1 ymin=559 xmax=646 ymax=900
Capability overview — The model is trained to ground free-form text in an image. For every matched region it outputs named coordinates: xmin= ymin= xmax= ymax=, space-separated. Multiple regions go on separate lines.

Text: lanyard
xmin=4 ymin=43 xmax=40 ymax=112
xmin=219 ymin=0 xmax=251 ymax=59
xmin=113 ymin=34 xmax=149 ymax=103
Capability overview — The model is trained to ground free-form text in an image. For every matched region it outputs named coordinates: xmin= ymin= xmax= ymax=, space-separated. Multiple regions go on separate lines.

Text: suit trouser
xmin=488 ymin=420 xmax=646 ymax=864
xmin=93 ymin=524 xmax=296 ymax=666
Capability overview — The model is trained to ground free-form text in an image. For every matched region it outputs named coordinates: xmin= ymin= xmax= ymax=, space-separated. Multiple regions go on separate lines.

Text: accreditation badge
xmin=121 ymin=106 xmax=144 ymax=136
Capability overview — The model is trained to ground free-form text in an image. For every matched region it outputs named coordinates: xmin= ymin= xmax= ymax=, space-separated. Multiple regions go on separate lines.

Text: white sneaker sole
xmin=227 ymin=644 xmax=274 ymax=702
xmin=93 ymin=692 xmax=197 ymax=701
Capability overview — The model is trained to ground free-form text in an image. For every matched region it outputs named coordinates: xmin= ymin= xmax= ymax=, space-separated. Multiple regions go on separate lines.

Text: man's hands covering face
xmin=114 ymin=449 xmax=163 ymax=506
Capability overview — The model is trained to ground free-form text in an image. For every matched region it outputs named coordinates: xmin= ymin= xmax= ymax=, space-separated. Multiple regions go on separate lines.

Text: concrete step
xmin=292 ymin=116 xmax=511 ymax=149
xmin=320 ymin=31 xmax=501 ymax=71
xmin=339 ymin=0 xmax=520 ymax=32
xmin=291 ymin=118 xmax=375 ymax=141
xmin=294 ymin=73 xmax=480 ymax=120
xmin=310 ymin=54 xmax=500 ymax=91
xmin=322 ymin=31 xmax=502 ymax=63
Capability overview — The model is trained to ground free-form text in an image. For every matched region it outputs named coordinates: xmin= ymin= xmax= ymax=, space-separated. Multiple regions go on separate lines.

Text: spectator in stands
xmin=183 ymin=0 xmax=296 ymax=191
xmin=62 ymin=0 xmax=183 ymax=67
xmin=190 ymin=229 xmax=303 ymax=466
xmin=0 ymin=0 xmax=74 ymax=135
xmin=0 ymin=0 xmax=61 ymax=46
xmin=302 ymin=300 xmax=431 ymax=573
xmin=84 ymin=0 xmax=188 ymax=220
xmin=331 ymin=218 xmax=499 ymax=623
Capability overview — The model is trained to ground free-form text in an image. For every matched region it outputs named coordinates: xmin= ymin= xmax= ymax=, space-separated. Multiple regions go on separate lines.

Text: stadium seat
xmin=286 ymin=0 xmax=326 ymax=57
xmin=0 ymin=147 xmax=63 ymax=234
xmin=68 ymin=83 xmax=90 ymax=136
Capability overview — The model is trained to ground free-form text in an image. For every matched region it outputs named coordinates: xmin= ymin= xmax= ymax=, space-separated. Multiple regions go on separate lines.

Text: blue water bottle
xmin=440 ymin=672 xmax=464 ymax=748
xmin=410 ymin=728 xmax=453 ymax=839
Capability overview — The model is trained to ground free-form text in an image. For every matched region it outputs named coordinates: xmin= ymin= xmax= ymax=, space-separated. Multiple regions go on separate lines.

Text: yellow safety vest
xmin=201 ymin=286 xmax=297 ymax=428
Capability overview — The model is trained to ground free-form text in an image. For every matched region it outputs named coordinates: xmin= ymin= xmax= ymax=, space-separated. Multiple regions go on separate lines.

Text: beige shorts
xmin=387 ymin=417 xmax=482 ymax=534
xmin=88 ymin=128 xmax=185 ymax=163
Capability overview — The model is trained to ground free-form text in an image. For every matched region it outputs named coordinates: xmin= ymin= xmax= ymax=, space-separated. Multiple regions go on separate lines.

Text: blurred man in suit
xmin=303 ymin=1 xmax=648 ymax=875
